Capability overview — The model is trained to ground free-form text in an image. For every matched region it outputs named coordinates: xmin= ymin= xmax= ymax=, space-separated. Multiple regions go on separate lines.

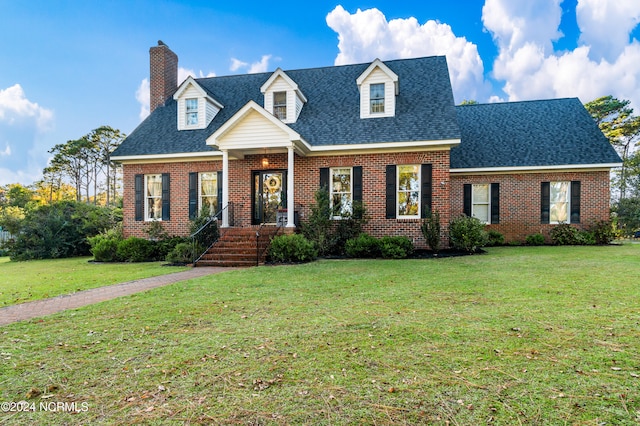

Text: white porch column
xmin=222 ymin=149 xmax=229 ymax=228
xmin=286 ymin=146 xmax=295 ymax=227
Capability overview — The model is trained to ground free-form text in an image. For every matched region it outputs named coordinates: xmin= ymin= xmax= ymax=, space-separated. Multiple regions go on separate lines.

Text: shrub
xmin=165 ymin=242 xmax=194 ymax=264
xmin=9 ymin=201 xmax=121 ymax=261
xmin=550 ymin=223 xmax=580 ymax=245
xmin=116 ymin=237 xmax=154 ymax=262
xmin=576 ymin=230 xmax=596 ymax=246
xmin=152 ymin=236 xmax=187 ymax=261
xmin=588 ymin=220 xmax=616 ymax=245
xmin=268 ymin=234 xmax=317 ymax=263
xmin=486 ymin=230 xmax=505 ymax=247
xmin=144 ymin=220 xmax=169 ymax=241
xmin=525 ymin=233 xmax=545 ymax=246
xmin=345 ymin=233 xmax=380 ymax=258
xmin=379 ymin=236 xmax=414 ymax=259
xmin=300 ymin=188 xmax=334 ymax=256
xmin=448 ymin=215 xmax=488 ymax=253
xmin=331 ymin=201 xmax=369 ymax=255
xmin=89 ymin=235 xmax=121 ymax=262
xmin=421 ymin=210 xmax=441 ymax=252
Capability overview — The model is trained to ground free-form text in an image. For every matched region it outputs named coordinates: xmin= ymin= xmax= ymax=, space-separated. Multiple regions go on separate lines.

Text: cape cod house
xmin=111 ymin=42 xmax=621 ymax=264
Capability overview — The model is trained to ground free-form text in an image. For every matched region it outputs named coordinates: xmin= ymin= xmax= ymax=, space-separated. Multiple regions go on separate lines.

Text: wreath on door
xmin=265 ymin=175 xmax=281 ymax=192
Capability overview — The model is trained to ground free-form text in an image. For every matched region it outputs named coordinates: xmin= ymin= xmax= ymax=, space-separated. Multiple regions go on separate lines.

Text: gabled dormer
xmin=260 ymin=68 xmax=307 ymax=124
xmin=173 ymin=76 xmax=223 ymax=130
xmin=356 ymin=58 xmax=399 ymax=119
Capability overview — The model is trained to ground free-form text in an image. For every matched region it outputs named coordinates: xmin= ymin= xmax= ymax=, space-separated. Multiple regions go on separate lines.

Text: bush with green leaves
xmin=165 ymin=242 xmax=195 ymax=264
xmin=549 ymin=224 xmax=580 ymax=245
xmin=9 ymin=201 xmax=121 ymax=261
xmin=300 ymin=188 xmax=368 ymax=256
xmin=525 ymin=233 xmax=545 ymax=246
xmin=345 ymin=233 xmax=380 ymax=258
xmin=486 ymin=229 xmax=505 ymax=247
xmin=116 ymin=237 xmax=154 ymax=262
xmin=448 ymin=215 xmax=488 ymax=253
xmin=268 ymin=234 xmax=317 ymax=263
xmin=420 ymin=210 xmax=441 ymax=252
xmin=379 ymin=236 xmax=414 ymax=259
xmin=588 ymin=220 xmax=616 ymax=245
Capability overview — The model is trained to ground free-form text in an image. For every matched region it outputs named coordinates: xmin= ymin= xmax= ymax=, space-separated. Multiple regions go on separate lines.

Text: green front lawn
xmin=0 ymin=245 xmax=639 ymax=424
xmin=0 ymin=257 xmax=187 ymax=306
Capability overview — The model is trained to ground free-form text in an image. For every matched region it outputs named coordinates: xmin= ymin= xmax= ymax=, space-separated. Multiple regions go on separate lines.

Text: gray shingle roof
xmin=111 ymin=56 xmax=460 ymax=157
xmin=451 ymin=98 xmax=621 ymax=169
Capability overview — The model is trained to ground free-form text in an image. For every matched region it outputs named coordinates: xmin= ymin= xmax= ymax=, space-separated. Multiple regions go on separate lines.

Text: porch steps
xmin=194 ymin=226 xmax=282 ymax=267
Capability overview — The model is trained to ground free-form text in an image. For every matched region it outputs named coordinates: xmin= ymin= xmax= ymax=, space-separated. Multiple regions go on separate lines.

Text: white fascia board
xmin=173 ymin=76 xmax=223 ymax=109
xmin=260 ymin=68 xmax=307 ymax=103
xmin=308 ymin=138 xmax=460 ymax=155
xmin=206 ymin=100 xmax=302 ymax=146
xmin=450 ymin=163 xmax=623 ymax=174
xmin=111 ymin=151 xmax=222 ymax=163
xmin=356 ymin=58 xmax=399 ymax=94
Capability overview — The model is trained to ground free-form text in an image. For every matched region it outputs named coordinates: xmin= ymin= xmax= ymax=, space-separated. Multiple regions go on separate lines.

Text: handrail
xmin=191 ymin=203 xmax=233 ymax=265
xmin=255 ymin=217 xmax=285 ymax=266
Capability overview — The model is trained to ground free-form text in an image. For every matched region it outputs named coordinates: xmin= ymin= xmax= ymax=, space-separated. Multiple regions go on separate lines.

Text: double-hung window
xmin=550 ymin=181 xmax=570 ymax=223
xmin=185 ymin=98 xmax=198 ymax=126
xmin=397 ymin=165 xmax=420 ymax=218
xmin=145 ymin=174 xmax=163 ymax=221
xmin=370 ymin=83 xmax=385 ymax=114
xmin=273 ymin=91 xmax=287 ymax=120
xmin=472 ymin=184 xmax=490 ymax=224
xmin=330 ymin=167 xmax=352 ymax=217
xmin=199 ymin=172 xmax=218 ymax=215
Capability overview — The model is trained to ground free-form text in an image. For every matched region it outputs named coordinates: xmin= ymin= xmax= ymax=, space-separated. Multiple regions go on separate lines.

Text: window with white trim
xmin=330 ymin=167 xmax=352 ymax=217
xmin=472 ymin=184 xmax=490 ymax=224
xmin=185 ymin=98 xmax=198 ymax=126
xmin=273 ymin=91 xmax=287 ymax=120
xmin=370 ymin=83 xmax=385 ymax=114
xmin=145 ymin=174 xmax=163 ymax=221
xmin=199 ymin=172 xmax=218 ymax=215
xmin=550 ymin=181 xmax=570 ymax=223
xmin=397 ymin=165 xmax=420 ymax=218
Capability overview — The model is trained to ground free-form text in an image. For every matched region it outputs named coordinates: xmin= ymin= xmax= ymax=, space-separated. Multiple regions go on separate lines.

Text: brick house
xmin=111 ymin=42 xmax=621 ymax=256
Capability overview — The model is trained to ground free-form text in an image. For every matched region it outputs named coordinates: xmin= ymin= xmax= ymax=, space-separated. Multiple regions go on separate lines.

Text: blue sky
xmin=1 ymin=0 xmax=639 ymax=185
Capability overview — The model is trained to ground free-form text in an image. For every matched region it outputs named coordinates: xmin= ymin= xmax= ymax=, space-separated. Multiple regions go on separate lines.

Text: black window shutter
xmin=490 ymin=183 xmax=500 ymax=224
xmin=421 ymin=164 xmax=432 ymax=218
xmin=463 ymin=184 xmax=472 ymax=217
xmin=320 ymin=168 xmax=329 ymax=191
xmin=385 ymin=165 xmax=396 ymax=219
xmin=217 ymin=171 xmax=223 ymax=215
xmin=134 ymin=174 xmax=143 ymax=221
xmin=188 ymin=172 xmax=198 ymax=219
xmin=161 ymin=173 xmax=170 ymax=221
xmin=570 ymin=181 xmax=581 ymax=224
xmin=352 ymin=166 xmax=363 ymax=219
xmin=541 ymin=182 xmax=550 ymax=224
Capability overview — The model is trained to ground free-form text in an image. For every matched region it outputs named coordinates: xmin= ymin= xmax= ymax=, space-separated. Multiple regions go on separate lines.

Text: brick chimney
xmin=149 ymin=40 xmax=178 ymax=113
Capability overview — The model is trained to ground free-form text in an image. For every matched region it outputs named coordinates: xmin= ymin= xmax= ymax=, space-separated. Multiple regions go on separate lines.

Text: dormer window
xmin=185 ymin=98 xmax=198 ymax=126
xmin=370 ymin=83 xmax=385 ymax=114
xmin=357 ymin=59 xmax=399 ymax=119
xmin=273 ymin=92 xmax=287 ymax=120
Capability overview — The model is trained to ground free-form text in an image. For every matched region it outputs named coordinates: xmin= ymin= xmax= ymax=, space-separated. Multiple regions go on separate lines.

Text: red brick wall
xmin=450 ymin=170 xmax=611 ymax=242
xmin=122 ymin=157 xmax=612 ymax=246
xmin=121 ymin=151 xmax=450 ymax=248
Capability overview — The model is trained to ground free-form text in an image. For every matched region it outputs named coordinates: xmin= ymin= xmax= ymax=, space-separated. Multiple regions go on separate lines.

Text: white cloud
xmin=248 ymin=55 xmax=272 ymax=73
xmin=0 ymin=145 xmax=10 ymax=157
xmin=230 ymin=58 xmax=248 ymax=72
xmin=577 ymin=0 xmax=640 ymax=62
xmin=483 ymin=0 xmax=640 ymax=112
xmin=135 ymin=78 xmax=150 ymax=121
xmin=0 ymin=84 xmax=53 ymax=132
xmin=325 ymin=5 xmax=490 ymax=103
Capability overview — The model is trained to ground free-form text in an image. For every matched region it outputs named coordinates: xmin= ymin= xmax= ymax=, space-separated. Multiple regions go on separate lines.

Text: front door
xmin=253 ymin=170 xmax=287 ymax=225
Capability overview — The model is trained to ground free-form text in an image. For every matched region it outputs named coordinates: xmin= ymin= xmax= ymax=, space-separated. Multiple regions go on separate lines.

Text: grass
xmin=0 ymin=245 xmax=639 ymax=424
xmin=0 ymin=257 xmax=187 ymax=306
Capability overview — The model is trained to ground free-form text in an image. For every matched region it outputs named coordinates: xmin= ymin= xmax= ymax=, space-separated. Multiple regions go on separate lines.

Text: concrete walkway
xmin=0 ymin=267 xmax=235 ymax=326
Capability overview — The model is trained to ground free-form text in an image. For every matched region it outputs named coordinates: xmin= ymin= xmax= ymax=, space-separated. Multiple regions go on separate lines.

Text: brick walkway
xmin=0 ymin=267 xmax=236 ymax=326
